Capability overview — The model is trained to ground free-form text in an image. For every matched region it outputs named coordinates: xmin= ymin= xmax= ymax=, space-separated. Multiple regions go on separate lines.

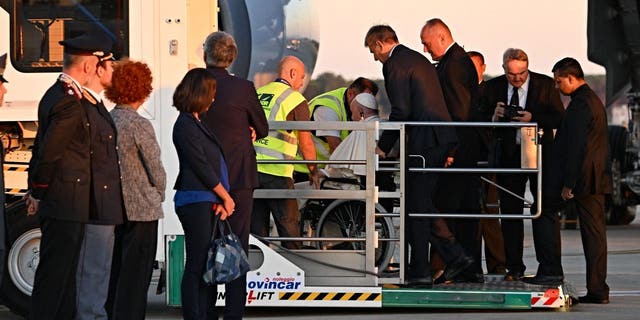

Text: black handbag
xmin=203 ymin=216 xmax=250 ymax=285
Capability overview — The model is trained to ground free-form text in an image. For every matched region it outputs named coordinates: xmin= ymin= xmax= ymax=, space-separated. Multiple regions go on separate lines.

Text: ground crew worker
xmin=251 ymin=56 xmax=318 ymax=249
xmin=293 ymin=78 xmax=378 ymax=175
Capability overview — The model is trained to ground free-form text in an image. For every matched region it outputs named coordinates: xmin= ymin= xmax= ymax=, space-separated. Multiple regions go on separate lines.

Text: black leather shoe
xmin=455 ymin=272 xmax=485 ymax=283
xmin=407 ymin=277 xmax=433 ymax=288
xmin=443 ymin=254 xmax=474 ymax=280
xmin=521 ymin=274 xmax=564 ymax=286
xmin=578 ymin=294 xmax=609 ymax=304
xmin=504 ymin=271 xmax=523 ymax=281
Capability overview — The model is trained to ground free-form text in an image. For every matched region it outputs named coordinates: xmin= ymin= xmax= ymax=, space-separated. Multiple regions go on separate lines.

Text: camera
xmin=500 ymin=105 xmax=524 ymax=122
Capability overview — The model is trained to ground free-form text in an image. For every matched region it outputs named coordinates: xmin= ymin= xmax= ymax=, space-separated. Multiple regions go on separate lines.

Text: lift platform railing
xmin=253 ymin=120 xmax=541 ymax=284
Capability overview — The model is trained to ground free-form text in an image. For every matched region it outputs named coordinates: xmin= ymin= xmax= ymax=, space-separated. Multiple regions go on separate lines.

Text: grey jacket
xmin=111 ymin=105 xmax=166 ymax=221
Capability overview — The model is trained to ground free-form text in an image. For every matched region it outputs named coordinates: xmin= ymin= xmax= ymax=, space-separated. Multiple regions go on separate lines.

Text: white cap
xmin=353 ymin=92 xmax=377 ymax=110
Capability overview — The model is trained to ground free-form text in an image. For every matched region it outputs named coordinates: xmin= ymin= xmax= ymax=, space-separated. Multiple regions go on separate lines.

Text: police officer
xmin=251 ymin=56 xmax=318 ymax=249
xmin=27 ymin=31 xmax=121 ymax=319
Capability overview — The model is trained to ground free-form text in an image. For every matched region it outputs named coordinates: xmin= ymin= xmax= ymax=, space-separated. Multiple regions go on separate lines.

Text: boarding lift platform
xmin=165 ymin=120 xmax=576 ymax=310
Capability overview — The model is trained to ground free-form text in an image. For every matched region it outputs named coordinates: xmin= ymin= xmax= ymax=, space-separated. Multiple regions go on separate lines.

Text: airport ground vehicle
xmin=588 ymin=0 xmax=640 ymax=225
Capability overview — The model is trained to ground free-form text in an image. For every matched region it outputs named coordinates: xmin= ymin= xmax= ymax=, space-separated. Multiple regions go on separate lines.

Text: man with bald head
xmin=252 ymin=55 xmax=317 ymax=249
xmin=421 ymin=18 xmax=483 ymax=282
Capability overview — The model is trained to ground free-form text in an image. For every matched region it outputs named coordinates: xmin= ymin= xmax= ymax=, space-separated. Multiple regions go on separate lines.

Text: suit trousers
xmin=30 ymin=217 xmax=84 ymax=320
xmin=406 ymin=146 xmax=463 ymax=279
xmin=177 ymin=202 xmax=217 ymax=320
xmin=223 ymin=188 xmax=253 ymax=320
xmin=251 ymin=173 xmax=301 ymax=249
xmin=107 ymin=220 xmax=158 ymax=320
xmin=75 ymin=224 xmax=115 ymax=320
xmin=575 ymin=194 xmax=610 ymax=298
xmin=479 ymin=174 xmax=506 ymax=274
xmin=435 ymin=173 xmax=482 ymax=275
xmin=531 ymin=196 xmax=563 ymax=276
xmin=497 ymin=171 xmax=537 ymax=274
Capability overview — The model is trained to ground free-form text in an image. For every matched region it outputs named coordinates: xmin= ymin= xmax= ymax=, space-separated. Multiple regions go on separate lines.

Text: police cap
xmin=59 ymin=31 xmax=115 ymax=61
xmin=0 ymin=53 xmax=7 ymax=83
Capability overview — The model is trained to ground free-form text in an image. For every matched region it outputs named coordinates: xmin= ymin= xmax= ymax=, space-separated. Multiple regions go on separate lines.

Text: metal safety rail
xmin=253 ymin=120 xmax=541 ymax=286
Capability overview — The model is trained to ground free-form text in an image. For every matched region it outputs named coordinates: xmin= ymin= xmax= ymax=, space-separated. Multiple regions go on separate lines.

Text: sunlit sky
xmin=312 ymin=0 xmax=604 ymax=79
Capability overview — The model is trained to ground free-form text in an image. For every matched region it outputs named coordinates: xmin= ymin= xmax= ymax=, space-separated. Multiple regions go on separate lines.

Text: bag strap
xmin=211 ymin=210 xmax=221 ymax=241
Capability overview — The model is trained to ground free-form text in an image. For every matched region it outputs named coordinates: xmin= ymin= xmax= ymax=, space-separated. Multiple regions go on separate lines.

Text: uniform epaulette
xmin=58 ymin=74 xmax=83 ymax=99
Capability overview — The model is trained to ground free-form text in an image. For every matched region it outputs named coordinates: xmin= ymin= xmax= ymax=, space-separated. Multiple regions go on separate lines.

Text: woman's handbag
xmin=203 ymin=214 xmax=250 ymax=285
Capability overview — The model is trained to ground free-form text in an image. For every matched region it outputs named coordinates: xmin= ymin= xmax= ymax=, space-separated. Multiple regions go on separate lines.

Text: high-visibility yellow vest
xmin=294 ymin=88 xmax=349 ymax=173
xmin=254 ymin=81 xmax=306 ymax=178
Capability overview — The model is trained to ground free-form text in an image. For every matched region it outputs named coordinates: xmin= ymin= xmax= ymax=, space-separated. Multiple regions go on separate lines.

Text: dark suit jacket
xmin=173 ymin=112 xmax=227 ymax=192
xmin=201 ymin=67 xmax=268 ymax=191
xmin=29 ymin=80 xmax=93 ymax=222
xmin=435 ymin=43 xmax=480 ymax=166
xmin=546 ymin=84 xmax=612 ymax=197
xmin=482 ymin=72 xmax=564 ymax=166
xmin=378 ymin=45 xmax=457 ymax=157
xmin=81 ymin=93 xmax=124 ymax=225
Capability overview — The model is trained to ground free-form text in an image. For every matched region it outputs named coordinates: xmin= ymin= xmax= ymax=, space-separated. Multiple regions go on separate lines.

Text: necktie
xmin=510 ymin=86 xmax=519 ymax=106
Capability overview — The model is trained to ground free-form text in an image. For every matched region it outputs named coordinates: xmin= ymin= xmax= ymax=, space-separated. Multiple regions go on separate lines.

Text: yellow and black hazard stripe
xmin=3 ymin=166 xmax=28 ymax=172
xmin=279 ymin=292 xmax=381 ymax=302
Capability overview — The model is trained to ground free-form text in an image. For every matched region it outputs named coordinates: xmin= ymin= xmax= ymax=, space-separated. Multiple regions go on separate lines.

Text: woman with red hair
xmin=106 ymin=60 xmax=166 ymax=319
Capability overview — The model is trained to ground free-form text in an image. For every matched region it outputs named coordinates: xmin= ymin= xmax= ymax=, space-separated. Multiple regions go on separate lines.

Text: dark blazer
xmin=378 ymin=44 xmax=457 ymax=156
xmin=81 ymin=92 xmax=124 ymax=225
xmin=435 ymin=43 xmax=481 ymax=166
xmin=482 ymin=72 xmax=564 ymax=165
xmin=28 ymin=80 xmax=92 ymax=222
xmin=436 ymin=43 xmax=478 ymax=122
xmin=201 ymin=67 xmax=268 ymax=191
xmin=173 ymin=112 xmax=226 ymax=192
xmin=546 ymin=84 xmax=612 ymax=197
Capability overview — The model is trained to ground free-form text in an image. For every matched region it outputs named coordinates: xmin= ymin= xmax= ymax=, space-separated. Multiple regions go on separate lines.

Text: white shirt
xmin=506 ymin=75 xmax=530 ymax=109
xmin=314 ymin=106 xmax=341 ymax=138
xmin=83 ymin=86 xmax=103 ymax=103
xmin=388 ymin=44 xmax=399 ymax=58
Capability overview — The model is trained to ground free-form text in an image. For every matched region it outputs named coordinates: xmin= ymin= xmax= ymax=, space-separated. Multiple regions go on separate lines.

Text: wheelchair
xmin=299 ymin=174 xmax=396 ymax=273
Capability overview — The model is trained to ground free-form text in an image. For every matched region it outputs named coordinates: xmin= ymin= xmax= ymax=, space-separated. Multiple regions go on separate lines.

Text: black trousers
xmin=435 ymin=173 xmax=482 ymax=275
xmin=406 ymin=146 xmax=463 ymax=279
xmin=531 ymin=196 xmax=563 ymax=276
xmin=107 ymin=219 xmax=158 ymax=320
xmin=30 ymin=217 xmax=84 ymax=320
xmin=497 ymin=171 xmax=537 ymax=274
xmin=177 ymin=201 xmax=248 ymax=320
xmin=575 ymin=194 xmax=610 ymax=298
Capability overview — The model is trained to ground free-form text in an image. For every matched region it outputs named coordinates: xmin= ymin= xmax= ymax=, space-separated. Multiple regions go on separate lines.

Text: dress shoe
xmin=521 ymin=274 xmax=564 ymax=286
xmin=578 ymin=294 xmax=609 ymax=304
xmin=443 ymin=254 xmax=474 ymax=280
xmin=454 ymin=272 xmax=485 ymax=283
xmin=504 ymin=271 xmax=523 ymax=281
xmin=407 ymin=277 xmax=433 ymax=288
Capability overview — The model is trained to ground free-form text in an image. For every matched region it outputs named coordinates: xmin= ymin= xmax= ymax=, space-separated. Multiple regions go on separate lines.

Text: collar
xmin=439 ymin=42 xmax=456 ymax=61
xmin=363 ymin=115 xmax=380 ymax=122
xmin=275 ymin=78 xmax=292 ymax=87
xmin=388 ymin=44 xmax=399 ymax=58
xmin=507 ymin=73 xmax=530 ymax=95
xmin=82 ymin=86 xmax=102 ymax=103
xmin=571 ymin=83 xmax=590 ymax=98
xmin=115 ymin=104 xmax=136 ymax=111
xmin=61 ymin=73 xmax=82 ymax=89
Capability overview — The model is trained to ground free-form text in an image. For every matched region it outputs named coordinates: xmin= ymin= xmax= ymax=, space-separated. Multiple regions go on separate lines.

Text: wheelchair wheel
xmin=315 ymin=200 xmax=395 ymax=272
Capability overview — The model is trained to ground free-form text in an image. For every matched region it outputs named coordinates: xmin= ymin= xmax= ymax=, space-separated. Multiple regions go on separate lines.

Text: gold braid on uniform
xmin=58 ymin=73 xmax=83 ymax=99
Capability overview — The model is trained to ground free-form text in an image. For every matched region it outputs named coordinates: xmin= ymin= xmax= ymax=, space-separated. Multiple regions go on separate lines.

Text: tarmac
xmin=2 ymin=217 xmax=639 ymax=319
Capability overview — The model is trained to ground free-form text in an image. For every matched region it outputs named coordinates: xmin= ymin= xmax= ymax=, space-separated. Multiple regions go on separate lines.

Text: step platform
xmin=382 ymin=274 xmax=576 ymax=310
